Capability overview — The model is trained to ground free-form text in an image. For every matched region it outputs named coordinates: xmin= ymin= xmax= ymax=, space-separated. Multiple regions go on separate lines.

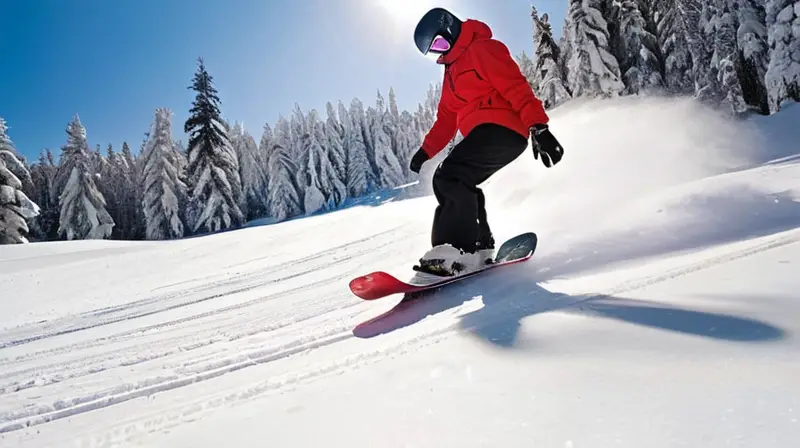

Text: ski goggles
xmin=428 ymin=35 xmax=451 ymax=53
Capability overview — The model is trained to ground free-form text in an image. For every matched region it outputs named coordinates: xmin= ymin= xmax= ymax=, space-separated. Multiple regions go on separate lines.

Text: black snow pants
xmin=431 ymin=123 xmax=528 ymax=253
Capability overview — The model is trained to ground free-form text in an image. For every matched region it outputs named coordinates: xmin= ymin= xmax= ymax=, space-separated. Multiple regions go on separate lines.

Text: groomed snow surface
xmin=1 ymin=97 xmax=799 ymax=447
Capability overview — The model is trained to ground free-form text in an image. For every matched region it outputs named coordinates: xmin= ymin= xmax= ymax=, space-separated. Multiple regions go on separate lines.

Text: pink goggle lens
xmin=429 ymin=36 xmax=451 ymax=53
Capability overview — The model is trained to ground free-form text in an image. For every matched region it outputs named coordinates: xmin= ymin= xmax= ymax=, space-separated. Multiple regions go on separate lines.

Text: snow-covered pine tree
xmin=288 ymin=105 xmax=304 ymax=175
xmin=266 ymin=116 xmax=301 ymax=221
xmin=338 ymin=100 xmax=367 ymax=197
xmin=221 ymin=119 xmax=246 ymax=212
xmin=637 ymin=0 xmax=667 ymax=72
xmin=392 ymin=107 xmax=418 ymax=181
xmin=324 ymin=101 xmax=348 ymax=201
xmin=310 ymin=115 xmax=346 ymax=210
xmin=515 ymin=51 xmax=539 ymax=94
xmin=231 ymin=122 xmax=268 ymax=220
xmin=348 ymin=98 xmax=376 ymax=195
xmin=559 ymin=17 xmax=574 ymax=87
xmin=765 ymin=0 xmax=800 ymax=113
xmin=703 ymin=0 xmax=748 ymax=114
xmin=733 ymin=0 xmax=770 ymax=114
xmin=386 ymin=88 xmax=416 ymax=180
xmin=140 ymin=108 xmax=187 ymax=240
xmin=227 ymin=122 xmax=247 ymax=217
xmin=0 ymin=118 xmax=40 ymax=244
xmin=257 ymin=122 xmax=273 ymax=212
xmin=53 ymin=115 xmax=114 ymax=240
xmin=422 ymin=83 xmax=441 ymax=130
xmin=565 ymin=0 xmax=626 ymax=97
xmin=336 ymin=101 xmax=352 ymax=183
xmin=299 ymin=109 xmax=346 ymax=214
xmin=531 ymin=7 xmax=571 ymax=108
xmin=173 ymin=139 xmax=189 ymax=203
xmin=616 ymin=0 xmax=665 ymax=93
xmin=96 ymin=143 xmax=124 ymax=239
xmin=656 ymin=0 xmax=695 ymax=93
xmin=27 ymin=149 xmax=59 ymax=240
xmin=117 ymin=141 xmax=144 ymax=239
xmin=183 ymin=58 xmax=244 ymax=234
xmin=689 ymin=1 xmax=722 ymax=104
xmin=676 ymin=0 xmax=714 ymax=97
xmin=369 ymin=91 xmax=404 ymax=188
xmin=414 ymin=104 xmax=427 ymax=139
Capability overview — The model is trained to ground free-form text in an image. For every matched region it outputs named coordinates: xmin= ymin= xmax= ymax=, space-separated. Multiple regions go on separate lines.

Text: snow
xmin=1 ymin=97 xmax=799 ymax=447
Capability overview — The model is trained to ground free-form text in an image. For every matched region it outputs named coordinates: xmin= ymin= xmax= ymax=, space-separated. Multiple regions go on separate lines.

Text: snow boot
xmin=410 ymin=244 xmax=481 ymax=283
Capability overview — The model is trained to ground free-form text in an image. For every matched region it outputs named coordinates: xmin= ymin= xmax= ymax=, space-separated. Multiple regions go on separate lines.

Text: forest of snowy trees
xmin=1 ymin=0 xmax=797 ymax=244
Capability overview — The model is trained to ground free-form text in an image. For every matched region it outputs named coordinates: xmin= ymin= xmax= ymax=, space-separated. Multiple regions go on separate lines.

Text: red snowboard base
xmin=348 ymin=232 xmax=538 ymax=301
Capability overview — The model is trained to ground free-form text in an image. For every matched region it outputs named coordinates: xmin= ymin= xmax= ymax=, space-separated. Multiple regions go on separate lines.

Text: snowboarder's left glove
xmin=530 ymin=124 xmax=564 ymax=168
xmin=409 ymin=148 xmax=429 ymax=173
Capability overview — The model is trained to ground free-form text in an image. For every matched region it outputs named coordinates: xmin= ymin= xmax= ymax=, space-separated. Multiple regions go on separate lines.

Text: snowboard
xmin=349 ymin=232 xmax=537 ymax=301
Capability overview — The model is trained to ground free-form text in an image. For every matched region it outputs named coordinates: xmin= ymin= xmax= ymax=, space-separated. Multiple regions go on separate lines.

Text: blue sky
xmin=0 ymin=0 xmax=565 ymax=161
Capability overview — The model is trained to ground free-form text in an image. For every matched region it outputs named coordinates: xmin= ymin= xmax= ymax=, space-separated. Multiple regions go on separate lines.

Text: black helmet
xmin=413 ymin=7 xmax=462 ymax=55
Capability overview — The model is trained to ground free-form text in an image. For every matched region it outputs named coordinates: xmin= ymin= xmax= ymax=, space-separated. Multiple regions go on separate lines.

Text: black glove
xmin=530 ymin=124 xmax=564 ymax=168
xmin=409 ymin=148 xmax=429 ymax=173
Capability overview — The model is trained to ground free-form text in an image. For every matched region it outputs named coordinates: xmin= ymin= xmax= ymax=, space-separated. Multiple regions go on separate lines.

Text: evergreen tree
xmin=531 ymin=7 xmax=571 ymax=108
xmin=257 ymin=122 xmax=273 ymax=212
xmin=0 ymin=118 xmax=40 ymax=244
xmin=703 ymin=0 xmax=748 ymax=113
xmin=386 ymin=88 xmax=415 ymax=180
xmin=183 ymin=57 xmax=244 ymax=234
xmin=565 ymin=0 xmax=626 ymax=97
xmin=617 ymin=0 xmax=665 ymax=93
xmin=301 ymin=109 xmax=346 ymax=214
xmin=765 ymin=0 xmax=800 ymax=112
xmin=54 ymin=115 xmax=114 ymax=240
xmin=118 ymin=141 xmax=144 ymax=239
xmin=656 ymin=0 xmax=695 ymax=93
xmin=346 ymin=98 xmax=373 ymax=196
xmin=515 ymin=51 xmax=539 ymax=93
xmin=141 ymin=108 xmax=187 ymax=240
xmin=324 ymin=101 xmax=348 ymax=200
xmin=27 ymin=149 xmax=59 ymax=240
xmin=734 ymin=0 xmax=770 ymax=113
xmin=266 ymin=116 xmax=301 ymax=220
xmin=369 ymin=91 xmax=404 ymax=188
xmin=559 ymin=17 xmax=575 ymax=87
xmin=394 ymin=110 xmax=419 ymax=180
xmin=231 ymin=122 xmax=268 ymax=219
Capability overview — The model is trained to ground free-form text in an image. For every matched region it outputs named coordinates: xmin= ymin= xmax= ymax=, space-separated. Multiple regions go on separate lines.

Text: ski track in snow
xmin=0 ymin=224 xmax=407 ymax=350
xmin=0 ymin=224 xmax=423 ymax=432
xmin=2 ymin=226 xmax=797 ymax=435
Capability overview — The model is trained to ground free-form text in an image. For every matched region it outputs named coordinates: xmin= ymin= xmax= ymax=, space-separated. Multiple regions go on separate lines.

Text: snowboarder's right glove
xmin=409 ymin=147 xmax=429 ymax=174
xmin=530 ymin=124 xmax=564 ymax=168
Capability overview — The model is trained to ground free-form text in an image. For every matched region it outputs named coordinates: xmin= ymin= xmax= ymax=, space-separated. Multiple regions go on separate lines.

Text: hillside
xmin=1 ymin=97 xmax=798 ymax=447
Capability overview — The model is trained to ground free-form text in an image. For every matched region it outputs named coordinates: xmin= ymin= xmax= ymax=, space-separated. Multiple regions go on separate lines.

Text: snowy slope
xmin=1 ymin=98 xmax=799 ymax=447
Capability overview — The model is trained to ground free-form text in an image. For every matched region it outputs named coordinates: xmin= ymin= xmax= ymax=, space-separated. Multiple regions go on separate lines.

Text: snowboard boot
xmin=476 ymin=236 xmax=496 ymax=267
xmin=410 ymin=244 xmax=481 ymax=283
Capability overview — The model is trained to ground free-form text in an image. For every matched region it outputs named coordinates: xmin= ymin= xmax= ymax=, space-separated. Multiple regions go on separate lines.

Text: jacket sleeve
xmin=421 ymin=87 xmax=458 ymax=158
xmin=472 ymin=39 xmax=549 ymax=128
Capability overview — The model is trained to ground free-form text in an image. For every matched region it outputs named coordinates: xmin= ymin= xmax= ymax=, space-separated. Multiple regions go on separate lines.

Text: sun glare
xmin=376 ymin=0 xmax=443 ymax=27
xmin=373 ymin=0 xmax=463 ymax=48
xmin=365 ymin=0 xmax=463 ymax=50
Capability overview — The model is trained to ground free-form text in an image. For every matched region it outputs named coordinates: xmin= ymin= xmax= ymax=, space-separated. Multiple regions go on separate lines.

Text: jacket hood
xmin=437 ymin=19 xmax=493 ymax=65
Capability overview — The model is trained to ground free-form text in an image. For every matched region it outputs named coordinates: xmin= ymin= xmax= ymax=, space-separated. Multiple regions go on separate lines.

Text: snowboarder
xmin=409 ymin=7 xmax=564 ymax=279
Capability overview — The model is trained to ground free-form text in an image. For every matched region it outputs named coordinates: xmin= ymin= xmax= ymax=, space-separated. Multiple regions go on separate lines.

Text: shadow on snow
xmin=352 ymin=262 xmax=787 ymax=348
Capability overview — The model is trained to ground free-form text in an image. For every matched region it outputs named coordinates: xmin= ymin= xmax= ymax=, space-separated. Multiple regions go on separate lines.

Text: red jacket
xmin=421 ymin=19 xmax=549 ymax=158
